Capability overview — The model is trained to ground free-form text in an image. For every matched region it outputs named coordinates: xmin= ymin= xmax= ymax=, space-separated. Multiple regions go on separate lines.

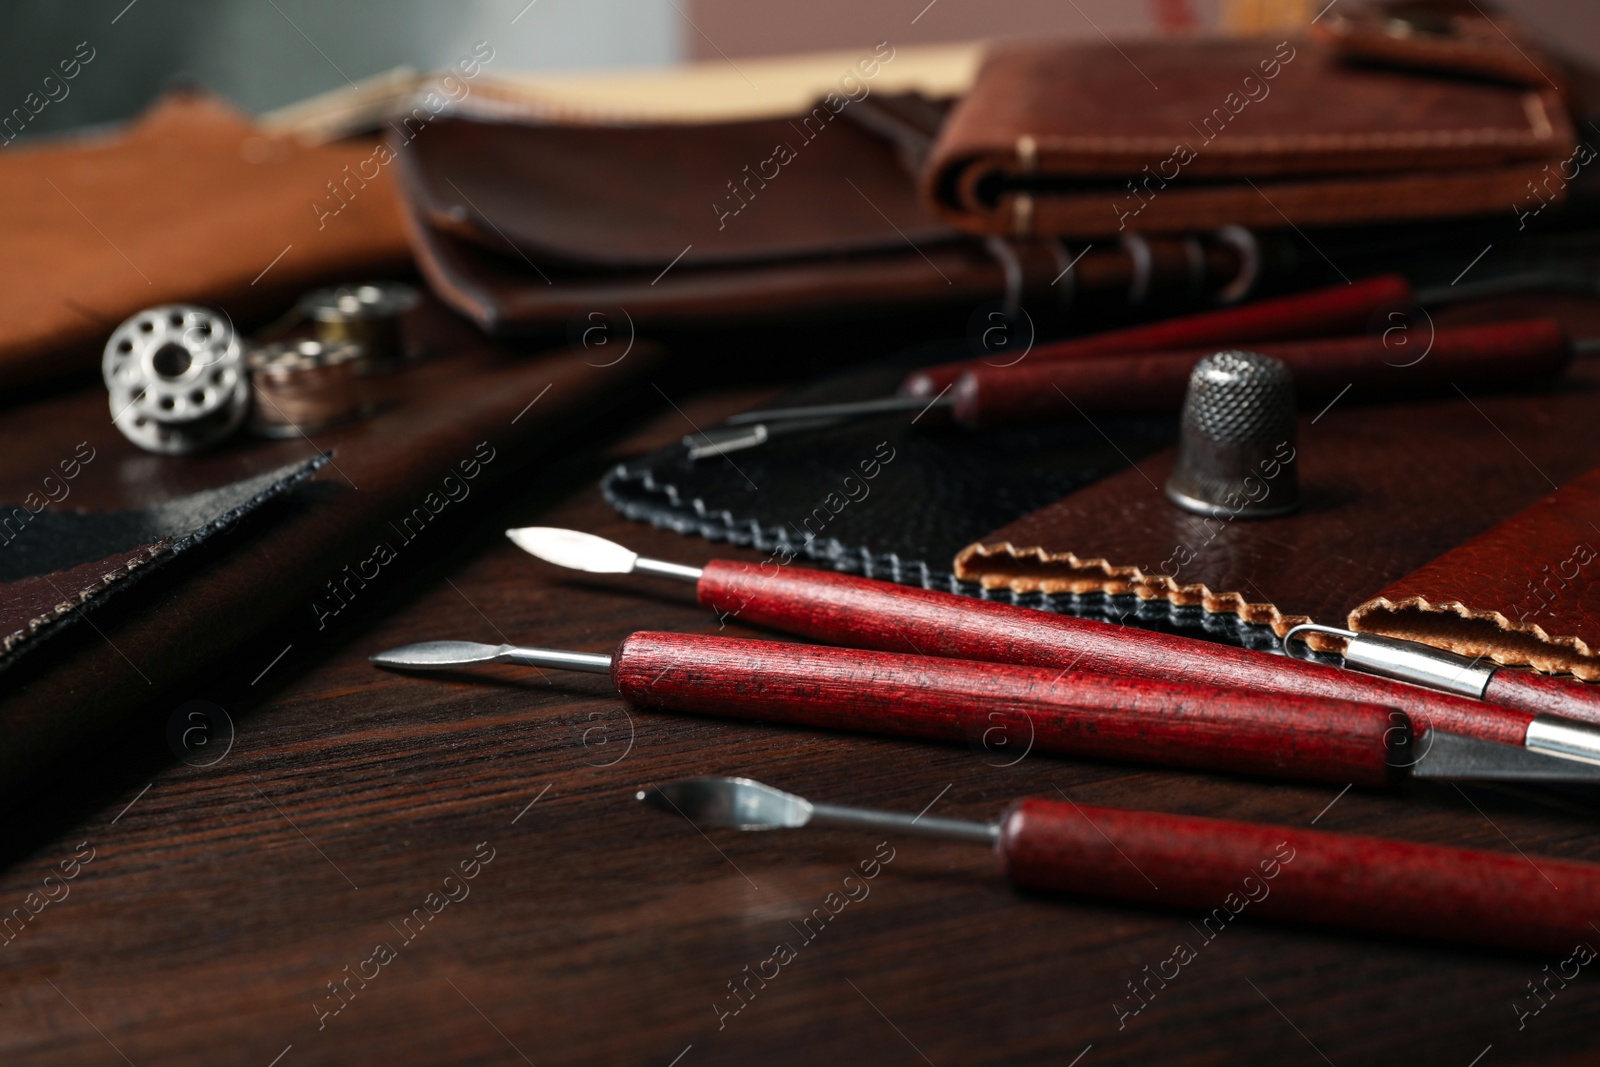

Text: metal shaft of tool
xmin=684 ymin=416 xmax=847 ymax=460
xmin=500 ymin=647 xmax=614 ymax=674
xmin=632 ymin=558 xmax=704 ymax=583
xmin=808 ymin=802 xmax=999 ymax=844
xmin=724 ymin=393 xmax=952 ymax=427
xmin=1286 ymin=624 xmax=1495 ymax=699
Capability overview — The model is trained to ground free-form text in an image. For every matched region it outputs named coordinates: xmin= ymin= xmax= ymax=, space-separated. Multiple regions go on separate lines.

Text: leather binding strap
xmin=1311 ymin=0 xmax=1569 ymax=97
xmin=1350 ymin=466 xmax=1600 ymax=680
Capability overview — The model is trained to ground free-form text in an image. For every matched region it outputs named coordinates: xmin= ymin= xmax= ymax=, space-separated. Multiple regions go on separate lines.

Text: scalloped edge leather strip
xmin=1350 ymin=594 xmax=1600 ymax=682
xmin=952 ymin=539 xmax=1339 ymax=651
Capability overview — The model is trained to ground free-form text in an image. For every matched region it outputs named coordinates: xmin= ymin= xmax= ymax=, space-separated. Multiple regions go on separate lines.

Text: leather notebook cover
xmin=0 ymin=91 xmax=412 ymax=391
xmin=922 ymin=35 xmax=1573 ymax=238
xmin=1350 ymin=466 xmax=1600 ymax=679
xmin=952 ymin=297 xmax=1600 ymax=661
xmin=391 ymin=102 xmax=1247 ymax=335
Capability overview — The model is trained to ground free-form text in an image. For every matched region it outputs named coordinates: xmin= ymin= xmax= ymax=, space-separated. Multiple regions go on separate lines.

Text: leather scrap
xmin=0 ymin=457 xmax=325 ymax=672
xmin=1350 ymin=465 xmax=1600 ymax=679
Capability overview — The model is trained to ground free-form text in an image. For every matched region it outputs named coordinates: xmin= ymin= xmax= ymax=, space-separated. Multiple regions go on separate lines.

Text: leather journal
xmin=921 ymin=33 xmax=1574 ymax=239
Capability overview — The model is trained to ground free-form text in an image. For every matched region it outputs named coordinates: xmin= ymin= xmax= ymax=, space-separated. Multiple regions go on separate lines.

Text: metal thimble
xmin=1164 ymin=350 xmax=1300 ymax=519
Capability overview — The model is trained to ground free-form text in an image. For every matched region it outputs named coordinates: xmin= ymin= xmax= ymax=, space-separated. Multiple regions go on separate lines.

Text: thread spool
xmin=103 ymin=304 xmax=249 ymax=454
xmin=248 ymin=339 xmax=366 ymax=437
xmin=298 ymin=281 xmax=419 ymax=371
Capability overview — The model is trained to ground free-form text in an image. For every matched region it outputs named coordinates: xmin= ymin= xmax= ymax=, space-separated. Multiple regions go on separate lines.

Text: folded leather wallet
xmin=1351 ymin=465 xmax=1600 ymax=679
xmin=952 ymin=296 xmax=1600 ymax=666
xmin=392 ymin=97 xmax=1250 ymax=335
xmin=921 ymin=33 xmax=1574 ymax=239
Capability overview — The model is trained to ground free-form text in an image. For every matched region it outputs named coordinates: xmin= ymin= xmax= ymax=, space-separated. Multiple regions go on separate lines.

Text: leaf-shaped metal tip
xmin=505 ymin=527 xmax=639 ymax=574
xmin=369 ymin=640 xmax=509 ymax=669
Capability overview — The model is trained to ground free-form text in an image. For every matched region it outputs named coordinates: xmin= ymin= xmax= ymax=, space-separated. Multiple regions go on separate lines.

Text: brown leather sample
xmin=393 ymin=107 xmax=1247 ymax=335
xmin=922 ymin=36 xmax=1572 ymax=238
xmin=0 ymin=91 xmax=412 ymax=390
xmin=1351 ymin=466 xmax=1600 ymax=679
xmin=953 ymin=350 xmax=1600 ymax=655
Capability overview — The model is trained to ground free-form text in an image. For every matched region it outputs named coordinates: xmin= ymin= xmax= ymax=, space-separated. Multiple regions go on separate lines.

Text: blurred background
xmin=6 ymin=0 xmax=1597 ymax=142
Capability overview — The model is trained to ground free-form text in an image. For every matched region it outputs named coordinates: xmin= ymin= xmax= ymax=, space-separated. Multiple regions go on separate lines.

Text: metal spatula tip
xmin=505 ymin=527 xmax=638 ymax=574
xmin=637 ymin=777 xmax=813 ymax=830
xmin=370 ymin=640 xmax=507 ymax=668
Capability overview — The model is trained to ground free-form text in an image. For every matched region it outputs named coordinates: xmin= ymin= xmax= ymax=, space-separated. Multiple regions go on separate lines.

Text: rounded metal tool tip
xmin=1164 ymin=350 xmax=1301 ymax=520
xmin=637 ymin=778 xmax=813 ymax=830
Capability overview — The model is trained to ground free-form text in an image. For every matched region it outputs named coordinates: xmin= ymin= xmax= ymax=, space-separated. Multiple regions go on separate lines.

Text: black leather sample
xmin=0 ymin=457 xmax=325 ymax=672
xmin=602 ymin=344 xmax=1287 ymax=650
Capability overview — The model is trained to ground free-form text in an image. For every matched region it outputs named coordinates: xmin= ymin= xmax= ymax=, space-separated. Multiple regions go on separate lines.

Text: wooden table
xmin=2 ymin=394 xmax=1598 ymax=1067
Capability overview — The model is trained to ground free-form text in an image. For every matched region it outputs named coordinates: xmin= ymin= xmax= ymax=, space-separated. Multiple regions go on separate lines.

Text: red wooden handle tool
xmin=903 ymin=273 xmax=1413 ymax=397
xmin=613 ymin=632 xmax=1405 ymax=786
xmin=1000 ymin=798 xmax=1600 ymax=953
xmin=1485 ymin=669 xmax=1600 ymax=723
xmin=694 ymin=562 xmax=1534 ymax=747
xmin=947 ymin=319 xmax=1571 ymax=429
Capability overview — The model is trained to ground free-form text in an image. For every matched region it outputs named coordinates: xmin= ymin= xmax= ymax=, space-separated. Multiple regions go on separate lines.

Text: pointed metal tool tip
xmin=636 ymin=777 xmax=813 ymax=830
xmin=505 ymin=526 xmax=639 ymax=574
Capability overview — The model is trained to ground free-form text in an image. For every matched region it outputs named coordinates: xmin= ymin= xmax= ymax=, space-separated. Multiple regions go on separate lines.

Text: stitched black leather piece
xmin=602 ymin=344 xmax=1299 ymax=652
xmin=0 ymin=457 xmax=326 ymax=673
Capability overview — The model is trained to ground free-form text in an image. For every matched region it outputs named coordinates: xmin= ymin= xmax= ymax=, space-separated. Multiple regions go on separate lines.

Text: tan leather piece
xmin=954 ymin=349 xmax=1600 ymax=659
xmin=922 ymin=36 xmax=1573 ymax=238
xmin=1351 ymin=467 xmax=1600 ymax=680
xmin=0 ymin=91 xmax=412 ymax=390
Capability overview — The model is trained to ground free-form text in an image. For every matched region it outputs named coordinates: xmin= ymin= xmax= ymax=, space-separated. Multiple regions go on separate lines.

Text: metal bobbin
xmin=248 ymin=339 xmax=367 ymax=437
xmin=298 ymin=281 xmax=419 ymax=371
xmin=103 ymin=304 xmax=249 ymax=454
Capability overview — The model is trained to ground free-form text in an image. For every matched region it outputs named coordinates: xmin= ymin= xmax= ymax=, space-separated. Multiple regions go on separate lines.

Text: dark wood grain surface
xmin=3 ymin=393 xmax=1600 ymax=1067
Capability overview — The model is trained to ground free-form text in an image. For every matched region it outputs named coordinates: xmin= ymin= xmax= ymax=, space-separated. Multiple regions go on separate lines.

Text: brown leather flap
xmin=1312 ymin=0 xmax=1568 ymax=94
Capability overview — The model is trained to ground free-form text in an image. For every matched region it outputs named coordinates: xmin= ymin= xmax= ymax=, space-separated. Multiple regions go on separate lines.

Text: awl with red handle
xmin=927 ymin=318 xmax=1573 ymax=430
xmin=370 ymin=632 xmax=1408 ymax=786
xmin=694 ymin=318 xmax=1578 ymax=455
xmin=505 ymin=529 xmax=1600 ymax=765
xmin=688 ymin=274 xmax=1416 ymax=458
xmin=641 ymin=776 xmax=1600 ymax=954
